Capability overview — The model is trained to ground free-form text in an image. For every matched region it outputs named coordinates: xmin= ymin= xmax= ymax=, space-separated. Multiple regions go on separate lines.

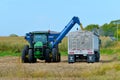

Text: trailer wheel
xmin=28 ymin=49 xmax=36 ymax=63
xmin=95 ymin=52 xmax=100 ymax=62
xmin=68 ymin=55 xmax=75 ymax=63
xmin=87 ymin=54 xmax=95 ymax=63
xmin=45 ymin=49 xmax=51 ymax=62
xmin=52 ymin=48 xmax=58 ymax=62
xmin=21 ymin=45 xmax=29 ymax=63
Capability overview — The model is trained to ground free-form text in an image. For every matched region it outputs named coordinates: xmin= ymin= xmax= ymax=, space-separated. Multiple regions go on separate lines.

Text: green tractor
xmin=21 ymin=31 xmax=61 ymax=63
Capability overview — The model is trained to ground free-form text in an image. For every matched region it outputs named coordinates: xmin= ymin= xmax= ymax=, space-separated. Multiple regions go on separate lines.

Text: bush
xmin=9 ymin=34 xmax=18 ymax=37
xmin=100 ymin=36 xmax=116 ymax=48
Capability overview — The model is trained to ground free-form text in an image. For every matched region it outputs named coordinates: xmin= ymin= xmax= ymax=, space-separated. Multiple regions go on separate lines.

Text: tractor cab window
xmin=34 ymin=34 xmax=47 ymax=44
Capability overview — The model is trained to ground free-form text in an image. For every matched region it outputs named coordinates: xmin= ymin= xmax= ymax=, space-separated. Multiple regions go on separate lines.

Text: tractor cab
xmin=25 ymin=31 xmax=50 ymax=47
xmin=32 ymin=31 xmax=49 ymax=48
xmin=33 ymin=33 xmax=47 ymax=45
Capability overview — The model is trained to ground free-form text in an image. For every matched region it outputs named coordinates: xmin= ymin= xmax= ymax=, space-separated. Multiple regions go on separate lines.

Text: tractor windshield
xmin=34 ymin=34 xmax=47 ymax=44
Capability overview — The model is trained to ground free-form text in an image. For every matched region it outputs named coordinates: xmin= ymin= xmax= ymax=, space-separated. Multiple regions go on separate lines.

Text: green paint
xmin=34 ymin=41 xmax=43 ymax=48
xmin=34 ymin=41 xmax=43 ymax=59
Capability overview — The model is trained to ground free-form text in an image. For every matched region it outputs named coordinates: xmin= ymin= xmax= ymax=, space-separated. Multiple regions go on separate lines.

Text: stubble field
xmin=0 ymin=55 xmax=120 ymax=80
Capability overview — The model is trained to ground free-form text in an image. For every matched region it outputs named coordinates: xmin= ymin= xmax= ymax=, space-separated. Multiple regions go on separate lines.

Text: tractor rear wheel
xmin=28 ymin=49 xmax=36 ymax=63
xmin=21 ymin=45 xmax=29 ymax=63
xmin=45 ymin=49 xmax=51 ymax=62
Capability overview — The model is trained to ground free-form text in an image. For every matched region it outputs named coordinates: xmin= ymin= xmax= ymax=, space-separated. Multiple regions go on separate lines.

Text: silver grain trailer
xmin=68 ymin=30 xmax=100 ymax=63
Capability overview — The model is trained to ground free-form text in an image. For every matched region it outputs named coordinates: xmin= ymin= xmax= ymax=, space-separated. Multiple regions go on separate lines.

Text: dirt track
xmin=0 ymin=55 xmax=120 ymax=80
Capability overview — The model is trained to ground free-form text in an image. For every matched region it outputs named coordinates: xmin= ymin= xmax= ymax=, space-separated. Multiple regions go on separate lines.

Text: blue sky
xmin=0 ymin=0 xmax=120 ymax=36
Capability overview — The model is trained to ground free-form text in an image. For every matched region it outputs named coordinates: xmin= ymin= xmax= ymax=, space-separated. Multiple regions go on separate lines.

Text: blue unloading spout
xmin=52 ymin=16 xmax=81 ymax=48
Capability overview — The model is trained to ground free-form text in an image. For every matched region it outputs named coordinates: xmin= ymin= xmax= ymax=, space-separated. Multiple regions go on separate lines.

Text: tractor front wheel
xmin=28 ymin=49 xmax=36 ymax=63
xmin=21 ymin=45 xmax=29 ymax=63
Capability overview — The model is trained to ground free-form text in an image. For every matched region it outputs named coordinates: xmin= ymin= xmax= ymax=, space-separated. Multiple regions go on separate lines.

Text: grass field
xmin=0 ymin=36 xmax=120 ymax=80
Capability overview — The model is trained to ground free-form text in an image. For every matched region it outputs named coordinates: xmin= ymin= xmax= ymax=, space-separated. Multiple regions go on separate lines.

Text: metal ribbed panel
xmin=68 ymin=31 xmax=93 ymax=50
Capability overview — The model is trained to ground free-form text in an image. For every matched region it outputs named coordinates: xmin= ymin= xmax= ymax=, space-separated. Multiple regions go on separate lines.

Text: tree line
xmin=84 ymin=20 xmax=120 ymax=39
